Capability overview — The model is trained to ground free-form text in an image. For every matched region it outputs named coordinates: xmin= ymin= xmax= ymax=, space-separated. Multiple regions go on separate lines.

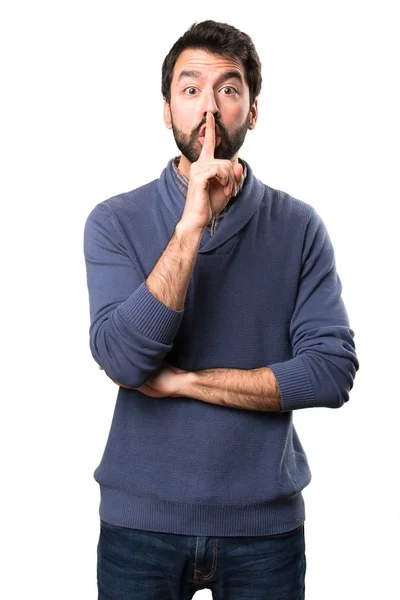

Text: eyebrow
xmin=177 ymin=70 xmax=244 ymax=86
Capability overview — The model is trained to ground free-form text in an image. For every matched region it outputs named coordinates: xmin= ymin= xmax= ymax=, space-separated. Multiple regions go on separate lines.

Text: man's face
xmin=164 ymin=49 xmax=257 ymax=166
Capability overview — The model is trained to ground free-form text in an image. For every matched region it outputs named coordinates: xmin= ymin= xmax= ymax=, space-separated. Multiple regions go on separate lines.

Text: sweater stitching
xmin=99 ymin=484 xmax=302 ymax=506
xmin=99 ymin=202 xmax=144 ymax=280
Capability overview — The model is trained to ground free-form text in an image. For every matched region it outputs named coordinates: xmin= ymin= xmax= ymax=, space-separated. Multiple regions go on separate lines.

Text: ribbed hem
xmin=118 ymin=281 xmax=184 ymax=343
xmin=98 ymin=486 xmax=306 ymax=537
xmin=269 ymin=356 xmax=315 ymax=412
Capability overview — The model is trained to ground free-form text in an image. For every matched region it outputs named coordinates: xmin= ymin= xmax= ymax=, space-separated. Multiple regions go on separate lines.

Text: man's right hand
xmin=180 ymin=111 xmax=243 ymax=232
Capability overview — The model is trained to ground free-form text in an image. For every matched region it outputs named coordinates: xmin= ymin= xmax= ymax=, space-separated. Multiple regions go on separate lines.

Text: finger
xmin=223 ymin=180 xmax=235 ymax=198
xmin=233 ymin=161 xmax=243 ymax=184
xmin=221 ymin=165 xmax=236 ymax=197
xmin=199 ymin=111 xmax=215 ymax=160
xmin=210 ymin=164 xmax=235 ymax=197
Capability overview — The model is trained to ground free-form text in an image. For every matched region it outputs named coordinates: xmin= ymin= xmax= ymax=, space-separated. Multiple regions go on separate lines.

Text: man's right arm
xmin=144 ymin=219 xmax=204 ymax=311
xmin=83 ymin=205 xmax=202 ymax=389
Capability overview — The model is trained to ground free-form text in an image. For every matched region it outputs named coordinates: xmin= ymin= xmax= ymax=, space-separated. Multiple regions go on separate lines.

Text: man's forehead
xmin=173 ymin=49 xmax=245 ymax=80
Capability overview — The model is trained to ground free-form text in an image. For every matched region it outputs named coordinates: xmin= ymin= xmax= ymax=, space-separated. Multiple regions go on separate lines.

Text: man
xmin=84 ymin=20 xmax=359 ymax=599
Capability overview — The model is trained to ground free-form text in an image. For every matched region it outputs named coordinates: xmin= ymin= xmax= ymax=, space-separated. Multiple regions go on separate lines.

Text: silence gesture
xmin=180 ymin=111 xmax=243 ymax=232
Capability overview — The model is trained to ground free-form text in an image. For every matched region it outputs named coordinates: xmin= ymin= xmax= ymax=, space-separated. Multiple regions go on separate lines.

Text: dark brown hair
xmin=161 ymin=20 xmax=262 ymax=106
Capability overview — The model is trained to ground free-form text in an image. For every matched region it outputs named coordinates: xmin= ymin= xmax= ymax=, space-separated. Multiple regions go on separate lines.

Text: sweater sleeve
xmin=268 ymin=207 xmax=359 ymax=411
xmin=83 ymin=203 xmax=184 ymax=388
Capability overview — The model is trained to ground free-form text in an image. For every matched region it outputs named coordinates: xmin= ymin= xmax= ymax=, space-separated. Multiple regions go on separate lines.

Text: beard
xmin=171 ymin=111 xmax=251 ymax=163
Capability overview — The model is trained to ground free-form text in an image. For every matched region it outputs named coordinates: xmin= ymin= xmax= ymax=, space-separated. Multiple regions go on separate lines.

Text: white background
xmin=1 ymin=1 xmax=399 ymax=598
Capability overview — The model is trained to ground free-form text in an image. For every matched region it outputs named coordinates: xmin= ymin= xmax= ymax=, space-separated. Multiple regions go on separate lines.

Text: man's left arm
xmin=178 ymin=209 xmax=359 ymax=412
xmin=178 ymin=366 xmax=282 ymax=412
xmin=266 ymin=207 xmax=359 ymax=411
xmin=111 ymin=362 xmax=281 ymax=411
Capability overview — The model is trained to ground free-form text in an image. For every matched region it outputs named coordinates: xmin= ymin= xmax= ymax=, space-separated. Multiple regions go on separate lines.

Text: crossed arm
xmin=108 ymin=362 xmax=282 ymax=412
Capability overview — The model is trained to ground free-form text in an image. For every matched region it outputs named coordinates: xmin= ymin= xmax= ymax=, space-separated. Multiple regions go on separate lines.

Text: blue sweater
xmin=83 ymin=157 xmax=359 ymax=536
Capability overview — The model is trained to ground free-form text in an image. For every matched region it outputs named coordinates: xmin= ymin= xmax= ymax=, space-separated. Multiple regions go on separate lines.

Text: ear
xmin=163 ymin=100 xmax=172 ymax=129
xmin=248 ymin=98 xmax=258 ymax=130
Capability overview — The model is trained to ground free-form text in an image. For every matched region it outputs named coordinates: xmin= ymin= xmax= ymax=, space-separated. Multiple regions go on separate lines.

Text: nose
xmin=202 ymin=88 xmax=220 ymax=121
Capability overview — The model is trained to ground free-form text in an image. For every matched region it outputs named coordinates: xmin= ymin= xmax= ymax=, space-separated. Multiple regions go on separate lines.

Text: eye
xmin=221 ymin=86 xmax=237 ymax=95
xmin=184 ymin=87 xmax=197 ymax=95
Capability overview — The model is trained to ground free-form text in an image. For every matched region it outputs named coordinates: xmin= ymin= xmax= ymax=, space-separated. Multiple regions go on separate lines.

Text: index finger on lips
xmin=199 ymin=111 xmax=215 ymax=160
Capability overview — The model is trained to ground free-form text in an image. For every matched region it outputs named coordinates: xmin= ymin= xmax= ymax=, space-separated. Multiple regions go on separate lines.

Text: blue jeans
xmin=97 ymin=519 xmax=306 ymax=599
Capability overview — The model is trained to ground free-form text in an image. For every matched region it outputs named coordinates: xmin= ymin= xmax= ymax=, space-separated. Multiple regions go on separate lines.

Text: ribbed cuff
xmin=269 ymin=356 xmax=315 ymax=412
xmin=118 ymin=281 xmax=184 ymax=344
